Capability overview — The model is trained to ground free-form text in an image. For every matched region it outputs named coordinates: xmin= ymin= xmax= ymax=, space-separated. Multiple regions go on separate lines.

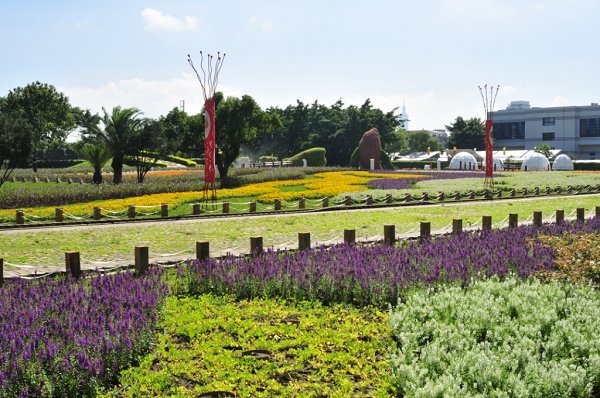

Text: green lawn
xmin=1 ymin=194 xmax=599 ymax=266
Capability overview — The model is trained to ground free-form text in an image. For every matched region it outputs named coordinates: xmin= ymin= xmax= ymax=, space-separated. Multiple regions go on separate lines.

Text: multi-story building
xmin=492 ymin=101 xmax=600 ymax=159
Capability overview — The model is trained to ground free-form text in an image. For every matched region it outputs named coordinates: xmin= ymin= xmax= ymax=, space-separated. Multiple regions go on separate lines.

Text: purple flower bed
xmin=0 ymin=269 xmax=167 ymax=397
xmin=368 ymin=171 xmax=489 ymax=190
xmin=181 ymin=218 xmax=600 ymax=307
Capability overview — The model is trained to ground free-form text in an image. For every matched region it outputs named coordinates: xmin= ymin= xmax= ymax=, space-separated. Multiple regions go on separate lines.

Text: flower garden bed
xmin=2 ymin=219 xmax=600 ymax=396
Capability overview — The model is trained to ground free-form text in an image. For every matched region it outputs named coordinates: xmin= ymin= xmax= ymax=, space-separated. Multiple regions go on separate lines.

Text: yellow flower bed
xmin=0 ymin=171 xmax=424 ymax=220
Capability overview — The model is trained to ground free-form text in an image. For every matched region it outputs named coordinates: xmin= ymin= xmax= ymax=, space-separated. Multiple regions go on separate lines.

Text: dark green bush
xmin=285 ymin=147 xmax=327 ymax=167
xmin=34 ymin=159 xmax=85 ymax=168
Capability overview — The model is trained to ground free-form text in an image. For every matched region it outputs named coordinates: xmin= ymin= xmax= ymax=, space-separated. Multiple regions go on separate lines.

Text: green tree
xmin=446 ymin=116 xmax=485 ymax=150
xmin=213 ymin=93 xmax=281 ymax=185
xmin=0 ymin=111 xmax=32 ymax=188
xmin=0 ymin=82 xmax=79 ymax=167
xmin=384 ymin=127 xmax=409 ymax=154
xmin=534 ymin=143 xmax=553 ymax=159
xmin=128 ymin=120 xmax=175 ymax=183
xmin=159 ymin=107 xmax=200 ymax=156
xmin=407 ymin=130 xmax=443 ymax=153
xmin=79 ymin=143 xmax=111 ymax=184
xmin=83 ymin=107 xmax=145 ymax=184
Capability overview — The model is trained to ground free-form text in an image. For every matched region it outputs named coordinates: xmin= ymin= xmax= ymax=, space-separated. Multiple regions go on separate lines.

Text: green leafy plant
xmin=389 ymin=277 xmax=600 ymax=397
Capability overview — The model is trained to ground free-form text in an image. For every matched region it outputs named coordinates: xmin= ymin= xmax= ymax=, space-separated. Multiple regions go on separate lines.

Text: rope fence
xmin=2 ymin=206 xmax=599 ymax=283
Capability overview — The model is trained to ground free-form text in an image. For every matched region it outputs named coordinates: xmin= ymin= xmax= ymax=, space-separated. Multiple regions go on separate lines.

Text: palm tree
xmin=83 ymin=107 xmax=145 ymax=184
xmin=79 ymin=143 xmax=111 ymax=184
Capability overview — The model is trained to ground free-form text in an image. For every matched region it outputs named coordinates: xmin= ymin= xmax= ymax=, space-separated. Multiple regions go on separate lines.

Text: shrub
xmin=390 ymin=277 xmax=600 ymax=397
xmin=284 ymin=147 xmax=327 ymax=167
xmin=164 ymin=154 xmax=197 ymax=167
xmin=34 ymin=159 xmax=85 ymax=169
xmin=358 ymin=128 xmax=382 ymax=169
xmin=258 ymin=155 xmax=278 ymax=162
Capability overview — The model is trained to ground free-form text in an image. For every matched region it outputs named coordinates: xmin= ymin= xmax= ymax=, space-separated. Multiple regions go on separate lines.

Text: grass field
xmin=1 ymin=194 xmax=599 ymax=266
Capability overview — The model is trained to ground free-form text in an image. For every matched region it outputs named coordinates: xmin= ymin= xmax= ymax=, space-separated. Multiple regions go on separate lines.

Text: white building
xmin=492 ymin=101 xmax=600 ymax=159
xmin=399 ymin=102 xmax=409 ymax=130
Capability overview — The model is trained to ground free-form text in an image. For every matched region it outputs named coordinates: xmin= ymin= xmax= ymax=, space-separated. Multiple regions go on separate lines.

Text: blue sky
xmin=1 ymin=0 xmax=599 ymax=130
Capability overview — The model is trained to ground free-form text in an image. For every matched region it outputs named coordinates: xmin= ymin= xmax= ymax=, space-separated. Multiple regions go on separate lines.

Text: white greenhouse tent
xmin=449 ymin=152 xmax=478 ymax=170
xmin=552 ymin=154 xmax=574 ymax=171
xmin=521 ymin=152 xmax=550 ymax=171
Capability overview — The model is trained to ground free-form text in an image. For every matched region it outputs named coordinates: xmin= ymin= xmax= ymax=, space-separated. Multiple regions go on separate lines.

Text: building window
xmin=492 ymin=122 xmax=525 ymax=140
xmin=542 ymin=132 xmax=555 ymax=141
xmin=580 ymin=118 xmax=600 ymax=137
xmin=542 ymin=117 xmax=555 ymax=126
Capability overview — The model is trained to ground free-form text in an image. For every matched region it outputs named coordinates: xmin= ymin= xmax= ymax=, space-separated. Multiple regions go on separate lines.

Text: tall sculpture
xmin=188 ymin=51 xmax=225 ymax=202
xmin=479 ymin=85 xmax=499 ymax=189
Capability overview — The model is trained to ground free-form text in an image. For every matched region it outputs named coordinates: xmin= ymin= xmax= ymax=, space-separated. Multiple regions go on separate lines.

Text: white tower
xmin=399 ymin=101 xmax=409 ymax=130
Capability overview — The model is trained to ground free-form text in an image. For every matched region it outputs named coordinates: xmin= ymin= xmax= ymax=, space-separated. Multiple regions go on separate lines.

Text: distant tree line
xmin=0 ymin=81 xmax=485 ymax=188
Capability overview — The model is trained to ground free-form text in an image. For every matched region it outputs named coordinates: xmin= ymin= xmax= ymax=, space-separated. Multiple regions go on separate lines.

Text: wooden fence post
xmin=556 ymin=209 xmax=564 ymax=224
xmin=384 ymin=225 xmax=395 ymax=246
xmin=577 ymin=208 xmax=585 ymax=222
xmin=192 ymin=203 xmax=201 ymax=215
xmin=249 ymin=202 xmax=257 ymax=213
xmin=482 ymin=216 xmax=492 ymax=230
xmin=366 ymin=195 xmax=373 ymax=205
xmin=298 ymin=232 xmax=311 ymax=251
xmin=385 ymin=194 xmax=393 ymax=204
xmin=344 ymin=229 xmax=356 ymax=244
xmin=128 ymin=205 xmax=136 ymax=219
xmin=65 ymin=252 xmax=81 ymax=279
xmin=596 ymin=206 xmax=600 ymax=218
xmin=55 ymin=208 xmax=64 ymax=222
xmin=0 ymin=258 xmax=3 ymax=287
xmin=509 ymin=213 xmax=519 ymax=228
xmin=196 ymin=241 xmax=210 ymax=260
xmin=420 ymin=222 xmax=431 ymax=241
xmin=222 ymin=202 xmax=230 ymax=214
xmin=299 ymin=197 xmax=306 ymax=210
xmin=322 ymin=197 xmax=329 ymax=208
xmin=135 ymin=246 xmax=149 ymax=275
xmin=452 ymin=219 xmax=463 ymax=235
xmin=160 ymin=203 xmax=168 ymax=218
xmin=16 ymin=210 xmax=24 ymax=225
xmin=533 ymin=211 xmax=542 ymax=227
xmin=250 ymin=237 xmax=263 ymax=255
xmin=344 ymin=196 xmax=352 ymax=206
xmin=274 ymin=199 xmax=282 ymax=211
xmin=93 ymin=207 xmax=102 ymax=220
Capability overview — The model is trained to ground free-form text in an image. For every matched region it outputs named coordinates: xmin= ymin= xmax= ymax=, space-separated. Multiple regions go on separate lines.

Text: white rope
xmin=134 ymin=205 xmax=162 ymax=209
xmin=152 ymin=247 xmax=194 ymax=257
xmin=136 ymin=210 xmax=161 ymax=216
xmin=400 ymin=224 xmax=420 ymax=235
xmin=19 ymin=270 xmax=64 ymax=280
xmin=101 ymin=208 xmax=127 ymax=216
xmin=314 ymin=236 xmax=342 ymax=245
xmin=433 ymin=221 xmax=453 ymax=234
xmin=273 ymin=240 xmax=297 ymax=250
xmin=64 ymin=212 xmax=92 ymax=220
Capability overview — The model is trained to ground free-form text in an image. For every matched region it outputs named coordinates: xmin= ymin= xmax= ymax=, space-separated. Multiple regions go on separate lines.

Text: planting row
xmin=175 ymin=217 xmax=600 ymax=307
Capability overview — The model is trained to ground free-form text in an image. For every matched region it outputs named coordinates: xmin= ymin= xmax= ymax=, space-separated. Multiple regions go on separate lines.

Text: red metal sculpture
xmin=479 ymin=85 xmax=499 ymax=189
xmin=188 ymin=51 xmax=225 ymax=202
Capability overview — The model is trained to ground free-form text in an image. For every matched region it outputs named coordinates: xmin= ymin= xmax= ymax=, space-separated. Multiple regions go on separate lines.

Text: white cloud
xmin=550 ymin=95 xmax=569 ymax=106
xmin=60 ymin=74 xmax=242 ymax=118
xmin=247 ymin=16 xmax=273 ymax=32
xmin=439 ymin=0 xmax=519 ymax=24
xmin=141 ymin=8 xmax=198 ymax=31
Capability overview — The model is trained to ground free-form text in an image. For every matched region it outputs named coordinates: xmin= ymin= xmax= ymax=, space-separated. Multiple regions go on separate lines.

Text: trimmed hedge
xmin=258 ymin=155 xmax=278 ymax=162
xmin=285 ymin=147 xmax=327 ymax=167
xmin=34 ymin=159 xmax=85 ymax=169
xmin=123 ymin=156 xmax=168 ymax=168
xmin=164 ymin=154 xmax=198 ymax=167
xmin=573 ymin=162 xmax=600 ymax=171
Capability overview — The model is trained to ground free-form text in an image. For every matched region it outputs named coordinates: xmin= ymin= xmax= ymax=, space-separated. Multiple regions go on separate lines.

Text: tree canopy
xmin=446 ymin=116 xmax=485 ymax=150
xmin=0 ymin=82 xmax=79 ymax=164
xmin=0 ymin=110 xmax=32 ymax=188
xmin=213 ymin=93 xmax=281 ymax=184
